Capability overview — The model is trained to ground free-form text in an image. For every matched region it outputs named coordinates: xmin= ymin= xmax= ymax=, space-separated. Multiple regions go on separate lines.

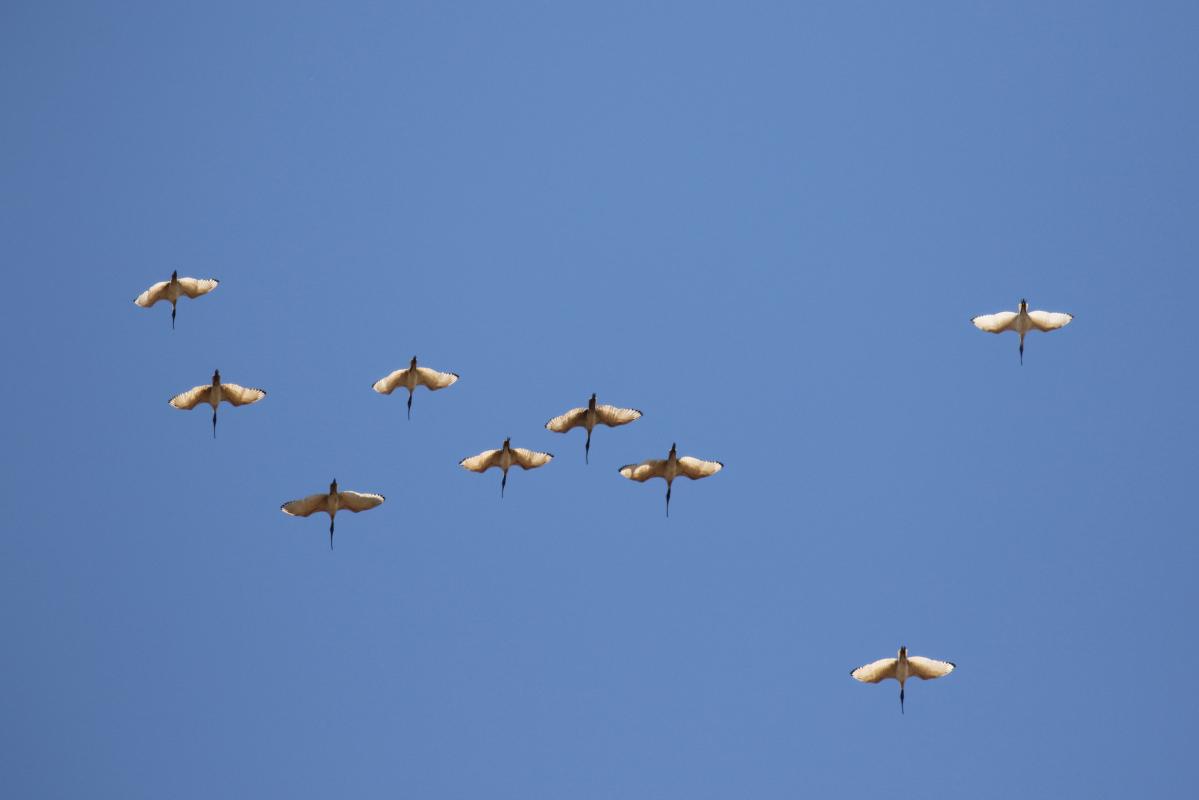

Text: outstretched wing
xmin=595 ymin=405 xmax=642 ymax=427
xmin=545 ymin=408 xmax=587 ymax=433
xmin=414 ymin=366 xmax=459 ymax=390
xmin=907 ymin=656 xmax=956 ymax=680
xmin=677 ymin=456 xmax=723 ymax=480
xmin=1028 ymin=310 xmax=1073 ymax=332
xmin=971 ymin=311 xmax=1018 ymax=333
xmin=281 ymin=493 xmax=328 ymax=517
xmin=460 ymin=450 xmax=503 ymax=472
xmin=511 ymin=448 xmax=553 ymax=470
xmin=177 ymin=277 xmax=219 ymax=298
xmin=619 ymin=460 xmax=667 ymax=482
xmin=169 ymin=384 xmax=212 ymax=410
xmin=135 ymin=281 xmax=170 ymax=307
xmin=851 ymin=658 xmax=898 ymax=683
xmin=372 ymin=368 xmax=410 ymax=395
xmin=220 ymin=383 xmax=266 ymax=406
xmin=338 ymin=491 xmax=385 ymax=513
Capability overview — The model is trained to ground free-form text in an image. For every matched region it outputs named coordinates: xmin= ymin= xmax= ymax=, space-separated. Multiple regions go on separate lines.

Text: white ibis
xmin=972 ymin=298 xmax=1073 ymax=364
xmin=850 ymin=646 xmax=955 ymax=714
xmin=134 ymin=271 xmax=219 ymax=329
xmin=618 ymin=443 xmax=723 ymax=517
xmin=280 ymin=479 xmax=385 ymax=550
xmin=168 ymin=369 xmax=265 ymax=438
xmin=459 ymin=437 xmax=553 ymax=497
xmin=545 ymin=393 xmax=642 ymax=463
xmin=372 ymin=356 xmax=459 ymax=419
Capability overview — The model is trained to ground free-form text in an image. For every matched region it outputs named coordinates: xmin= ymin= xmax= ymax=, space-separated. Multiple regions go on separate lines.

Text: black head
xmin=410 ymin=355 xmax=418 ymax=367
xmin=171 ymin=270 xmax=178 ymax=280
xmin=503 ymin=437 xmax=511 ymax=448
xmin=589 ymin=393 xmax=597 ymax=407
xmin=330 ymin=478 xmax=338 ymax=493
xmin=1019 ymin=298 xmax=1028 ymax=309
xmin=670 ymin=442 xmax=677 ymax=455
xmin=212 ymin=369 xmax=220 ymax=382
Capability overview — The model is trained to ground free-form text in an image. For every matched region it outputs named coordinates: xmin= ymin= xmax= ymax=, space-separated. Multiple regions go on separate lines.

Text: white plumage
xmin=972 ymin=298 xmax=1073 ymax=364
xmin=168 ymin=369 xmax=265 ymax=438
xmin=134 ymin=270 xmax=219 ymax=329
xmin=618 ymin=443 xmax=723 ymax=517
xmin=460 ymin=437 xmax=553 ymax=497
xmin=372 ymin=355 xmax=459 ymax=418
xmin=545 ymin=393 xmax=642 ymax=463
xmin=280 ymin=479 xmax=385 ymax=550
xmin=851 ymin=646 xmax=955 ymax=713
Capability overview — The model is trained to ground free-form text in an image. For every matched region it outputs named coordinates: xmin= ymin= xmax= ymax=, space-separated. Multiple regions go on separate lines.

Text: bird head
xmin=171 ymin=270 xmax=178 ymax=280
xmin=670 ymin=442 xmax=677 ymax=456
xmin=330 ymin=478 xmax=338 ymax=493
xmin=212 ymin=369 xmax=220 ymax=383
xmin=503 ymin=437 xmax=511 ymax=449
xmin=899 ymin=645 xmax=908 ymax=658
xmin=410 ymin=355 xmax=418 ymax=368
xmin=1019 ymin=298 xmax=1028 ymax=310
xmin=589 ymin=393 xmax=597 ymax=408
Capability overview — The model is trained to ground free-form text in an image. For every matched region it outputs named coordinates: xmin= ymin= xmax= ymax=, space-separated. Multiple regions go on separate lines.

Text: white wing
xmin=619 ymin=460 xmax=667 ymax=482
xmin=281 ymin=493 xmax=329 ymax=517
xmin=545 ymin=408 xmax=587 ymax=432
xmin=338 ymin=491 xmax=385 ymax=513
xmin=907 ymin=656 xmax=955 ymax=680
xmin=169 ymin=385 xmax=212 ymax=410
xmin=595 ymin=405 xmax=642 ymax=427
xmin=511 ymin=448 xmax=553 ymax=470
xmin=460 ymin=450 xmax=503 ymax=472
xmin=677 ymin=456 xmax=723 ymax=480
xmin=220 ymin=383 xmax=266 ymax=406
xmin=971 ymin=311 xmax=1018 ymax=333
xmin=372 ymin=368 xmax=410 ymax=395
xmin=851 ymin=658 xmax=898 ymax=684
xmin=135 ymin=281 xmax=170 ymax=307
xmin=177 ymin=277 xmax=219 ymax=298
xmin=414 ymin=366 xmax=459 ymax=390
xmin=1027 ymin=310 xmax=1073 ymax=332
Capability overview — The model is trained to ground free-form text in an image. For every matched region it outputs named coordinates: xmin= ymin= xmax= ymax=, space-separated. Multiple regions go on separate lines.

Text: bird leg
xmin=585 ymin=430 xmax=591 ymax=464
xmin=1019 ymin=335 xmax=1025 ymax=365
xmin=501 ymin=470 xmax=508 ymax=498
xmin=899 ymin=685 xmax=905 ymax=714
xmin=665 ymin=482 xmax=672 ymax=518
xmin=171 ymin=303 xmax=176 ymax=330
xmin=212 ymin=408 xmax=217 ymax=439
xmin=329 ymin=517 xmax=335 ymax=550
xmin=407 ymin=392 xmax=413 ymax=420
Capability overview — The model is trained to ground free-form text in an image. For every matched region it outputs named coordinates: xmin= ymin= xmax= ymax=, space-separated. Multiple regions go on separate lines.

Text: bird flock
xmin=136 ymin=276 xmax=1073 ymax=712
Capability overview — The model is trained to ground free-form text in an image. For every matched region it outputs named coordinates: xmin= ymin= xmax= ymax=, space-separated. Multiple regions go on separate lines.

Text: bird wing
xmin=338 ymin=491 xmax=385 ymax=513
xmin=460 ymin=450 xmax=503 ymax=472
xmin=595 ymin=405 xmax=642 ymax=427
xmin=851 ymin=658 xmax=898 ymax=683
xmin=906 ymin=656 xmax=956 ymax=680
xmin=135 ymin=281 xmax=170 ymax=307
xmin=281 ymin=493 xmax=328 ymax=517
xmin=169 ymin=384 xmax=212 ymax=410
xmin=414 ymin=366 xmax=459 ymax=390
xmin=971 ymin=311 xmax=1018 ymax=333
xmin=372 ymin=368 xmax=410 ymax=394
xmin=511 ymin=448 xmax=553 ymax=470
xmin=1027 ymin=310 xmax=1073 ymax=332
xmin=177 ymin=277 xmax=219 ymax=298
xmin=220 ymin=383 xmax=266 ymax=406
xmin=677 ymin=456 xmax=723 ymax=480
xmin=619 ymin=460 xmax=667 ymax=482
xmin=545 ymin=408 xmax=587 ymax=432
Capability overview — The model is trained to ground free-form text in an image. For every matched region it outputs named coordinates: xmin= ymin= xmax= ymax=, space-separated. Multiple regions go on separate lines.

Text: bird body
xmin=169 ymin=369 xmax=265 ymax=437
xmin=545 ymin=393 xmax=642 ymax=462
xmin=460 ymin=437 xmax=553 ymax=496
xmin=972 ymin=298 xmax=1073 ymax=364
xmin=372 ymin=356 xmax=459 ymax=418
xmin=851 ymin=646 xmax=955 ymax=713
xmin=280 ymin=479 xmax=385 ymax=549
xmin=618 ymin=443 xmax=723 ymax=517
xmin=134 ymin=270 xmax=219 ymax=329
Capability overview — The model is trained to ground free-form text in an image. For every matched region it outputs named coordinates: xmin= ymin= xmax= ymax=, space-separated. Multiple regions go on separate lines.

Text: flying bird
xmin=168 ymin=369 xmax=265 ymax=438
xmin=134 ymin=270 xmax=219 ymax=329
xmin=545 ymin=393 xmax=642 ymax=463
xmin=460 ymin=437 xmax=553 ymax=497
xmin=972 ymin=298 xmax=1073 ymax=364
xmin=280 ymin=479 xmax=385 ymax=550
xmin=850 ymin=646 xmax=955 ymax=714
xmin=618 ymin=443 xmax=723 ymax=517
xmin=372 ymin=356 xmax=459 ymax=419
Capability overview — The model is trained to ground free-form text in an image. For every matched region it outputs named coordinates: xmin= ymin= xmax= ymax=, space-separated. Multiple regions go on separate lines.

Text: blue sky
xmin=3 ymin=1 xmax=1198 ymax=797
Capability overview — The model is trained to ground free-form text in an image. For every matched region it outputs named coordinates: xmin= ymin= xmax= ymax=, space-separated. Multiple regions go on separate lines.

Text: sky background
xmin=3 ymin=1 xmax=1198 ymax=797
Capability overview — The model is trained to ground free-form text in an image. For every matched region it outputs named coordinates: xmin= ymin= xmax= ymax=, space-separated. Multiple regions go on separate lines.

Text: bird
xmin=372 ymin=356 xmax=459 ymax=419
xmin=168 ymin=369 xmax=265 ymax=438
xmin=545 ymin=393 xmax=642 ymax=463
xmin=972 ymin=298 xmax=1073 ymax=364
xmin=618 ymin=443 xmax=723 ymax=517
xmin=280 ymin=479 xmax=385 ymax=550
xmin=459 ymin=437 xmax=553 ymax=497
xmin=134 ymin=270 xmax=219 ymax=329
xmin=850 ymin=646 xmax=955 ymax=714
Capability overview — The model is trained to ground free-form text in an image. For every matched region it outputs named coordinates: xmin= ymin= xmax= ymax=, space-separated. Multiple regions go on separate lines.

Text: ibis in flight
xmin=618 ymin=443 xmax=723 ymax=517
xmin=134 ymin=271 xmax=219 ymax=329
xmin=280 ymin=479 xmax=385 ymax=550
xmin=372 ymin=356 xmax=459 ymax=419
xmin=972 ymin=299 xmax=1073 ymax=364
xmin=545 ymin=393 xmax=642 ymax=463
xmin=850 ymin=646 xmax=955 ymax=714
xmin=459 ymin=437 xmax=553 ymax=497
xmin=168 ymin=369 xmax=265 ymax=438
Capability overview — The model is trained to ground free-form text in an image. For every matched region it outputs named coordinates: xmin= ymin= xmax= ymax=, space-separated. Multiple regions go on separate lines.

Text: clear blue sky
xmin=3 ymin=1 xmax=1197 ymax=797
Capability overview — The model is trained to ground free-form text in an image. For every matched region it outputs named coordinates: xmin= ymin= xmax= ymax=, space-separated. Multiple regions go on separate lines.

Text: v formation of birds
xmin=136 ymin=276 xmax=1072 ymax=711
